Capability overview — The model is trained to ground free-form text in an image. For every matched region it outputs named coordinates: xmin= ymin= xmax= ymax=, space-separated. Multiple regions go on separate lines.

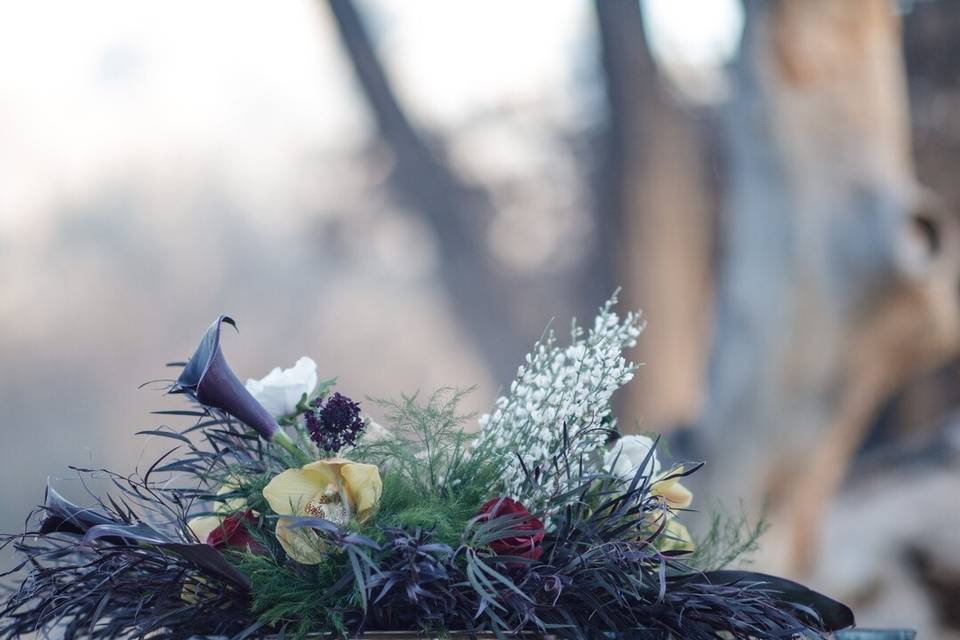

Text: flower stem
xmin=273 ymin=430 xmax=312 ymax=465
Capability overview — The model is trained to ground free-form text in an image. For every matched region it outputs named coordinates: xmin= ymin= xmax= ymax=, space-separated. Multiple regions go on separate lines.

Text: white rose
xmin=245 ymin=356 xmax=318 ymax=418
xmin=604 ymin=434 xmax=660 ymax=482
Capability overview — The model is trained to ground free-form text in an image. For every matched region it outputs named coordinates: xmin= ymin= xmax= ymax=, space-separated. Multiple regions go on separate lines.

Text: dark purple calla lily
xmin=38 ymin=485 xmax=117 ymax=536
xmin=171 ymin=316 xmax=280 ymax=442
xmin=36 ymin=485 xmax=250 ymax=588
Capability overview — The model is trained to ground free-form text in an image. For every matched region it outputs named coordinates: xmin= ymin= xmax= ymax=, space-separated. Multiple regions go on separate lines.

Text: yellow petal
xmin=660 ymin=519 xmax=695 ymax=552
xmin=275 ymin=516 xmax=326 ymax=565
xmin=215 ymin=476 xmax=247 ymax=515
xmin=302 ymin=458 xmax=346 ymax=486
xmin=181 ymin=576 xmax=209 ymax=604
xmin=262 ymin=469 xmax=325 ymax=516
xmin=187 ymin=515 xmax=222 ymax=543
xmin=651 ymin=468 xmax=693 ymax=510
xmin=660 ymin=480 xmax=693 ymax=509
xmin=340 ymin=462 xmax=382 ymax=520
xmin=306 ymin=456 xmax=352 ymax=468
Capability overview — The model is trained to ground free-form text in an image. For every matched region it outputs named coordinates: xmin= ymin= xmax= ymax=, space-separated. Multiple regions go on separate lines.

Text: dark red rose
xmin=207 ymin=511 xmax=263 ymax=553
xmin=477 ymin=497 xmax=545 ymax=560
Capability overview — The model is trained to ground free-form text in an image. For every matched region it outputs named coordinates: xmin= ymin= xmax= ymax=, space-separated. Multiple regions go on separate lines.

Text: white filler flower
xmin=245 ymin=356 xmax=318 ymax=418
xmin=604 ymin=435 xmax=660 ymax=482
xmin=473 ymin=292 xmax=644 ymax=510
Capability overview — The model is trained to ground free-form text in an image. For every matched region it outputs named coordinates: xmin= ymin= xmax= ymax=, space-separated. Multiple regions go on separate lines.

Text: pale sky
xmin=0 ymin=0 xmax=742 ymax=235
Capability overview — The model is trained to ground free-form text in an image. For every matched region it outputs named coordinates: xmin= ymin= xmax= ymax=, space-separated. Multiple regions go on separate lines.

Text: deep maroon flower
xmin=477 ymin=497 xmax=545 ymax=560
xmin=206 ymin=511 xmax=263 ymax=553
xmin=305 ymin=392 xmax=365 ymax=453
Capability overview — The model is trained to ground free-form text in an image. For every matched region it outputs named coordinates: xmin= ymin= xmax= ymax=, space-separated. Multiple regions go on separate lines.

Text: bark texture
xmin=595 ymin=0 xmax=714 ymax=432
xmin=701 ymin=0 xmax=960 ymax=574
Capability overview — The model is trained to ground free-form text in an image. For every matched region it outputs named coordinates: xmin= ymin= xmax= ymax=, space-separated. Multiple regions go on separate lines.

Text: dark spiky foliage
xmin=0 ymin=531 xmax=252 ymax=640
xmin=233 ymin=459 xmax=851 ymax=640
xmin=359 ymin=528 xmax=456 ymax=632
xmin=238 ymin=399 xmax=851 ymax=639
xmin=0 ymin=463 xmax=258 ymax=639
xmin=0 ymin=360 xmax=295 ymax=640
xmin=486 ymin=464 xmax=843 ymax=640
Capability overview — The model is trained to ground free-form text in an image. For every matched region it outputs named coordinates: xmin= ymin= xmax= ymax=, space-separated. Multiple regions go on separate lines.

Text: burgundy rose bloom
xmin=477 ymin=497 xmax=545 ymax=560
xmin=206 ymin=511 xmax=263 ymax=553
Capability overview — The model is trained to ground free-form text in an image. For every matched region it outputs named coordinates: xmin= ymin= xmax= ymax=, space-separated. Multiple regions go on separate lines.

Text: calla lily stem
xmin=272 ymin=430 xmax=312 ymax=466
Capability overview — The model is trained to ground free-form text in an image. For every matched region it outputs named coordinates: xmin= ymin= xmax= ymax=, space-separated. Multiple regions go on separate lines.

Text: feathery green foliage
xmin=236 ymin=552 xmax=352 ymax=638
xmin=348 ymin=387 xmax=501 ymax=542
xmin=688 ymin=504 xmax=768 ymax=571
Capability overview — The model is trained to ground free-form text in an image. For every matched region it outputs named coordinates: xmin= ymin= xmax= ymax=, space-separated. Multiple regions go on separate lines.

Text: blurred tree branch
xmin=324 ymin=0 xmax=530 ymax=384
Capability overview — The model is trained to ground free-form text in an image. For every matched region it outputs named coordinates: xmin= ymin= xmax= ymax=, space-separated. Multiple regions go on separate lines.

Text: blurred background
xmin=2 ymin=0 xmax=959 ymax=634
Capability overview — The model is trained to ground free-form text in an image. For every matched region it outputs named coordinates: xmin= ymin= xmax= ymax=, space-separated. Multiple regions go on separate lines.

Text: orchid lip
xmin=172 ymin=316 xmax=280 ymax=442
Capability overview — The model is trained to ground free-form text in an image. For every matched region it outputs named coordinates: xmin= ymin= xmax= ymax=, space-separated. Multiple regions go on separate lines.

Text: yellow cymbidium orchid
xmin=262 ymin=457 xmax=382 ymax=565
xmin=660 ymin=519 xmax=695 ymax=552
xmin=187 ymin=477 xmax=248 ymax=542
xmin=649 ymin=466 xmax=695 ymax=551
xmin=650 ymin=467 xmax=693 ymax=510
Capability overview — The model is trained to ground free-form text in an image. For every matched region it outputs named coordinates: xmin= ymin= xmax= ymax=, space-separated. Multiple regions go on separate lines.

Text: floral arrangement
xmin=0 ymin=296 xmax=854 ymax=639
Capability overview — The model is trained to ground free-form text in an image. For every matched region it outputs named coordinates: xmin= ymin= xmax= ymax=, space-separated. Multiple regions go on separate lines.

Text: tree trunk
xmin=878 ymin=1 xmax=960 ymax=441
xmin=904 ymin=1 xmax=960 ymax=214
xmin=594 ymin=1 xmax=714 ymax=433
xmin=701 ymin=0 xmax=960 ymax=575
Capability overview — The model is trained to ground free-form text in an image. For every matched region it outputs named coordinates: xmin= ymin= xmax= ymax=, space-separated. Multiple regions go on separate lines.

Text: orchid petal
xmin=262 ymin=469 xmax=325 ymax=516
xmin=652 ymin=467 xmax=694 ymax=510
xmin=662 ymin=519 xmax=695 ymax=551
xmin=302 ymin=457 xmax=351 ymax=484
xmin=275 ymin=516 xmax=325 ymax=565
xmin=339 ymin=462 xmax=382 ymax=520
